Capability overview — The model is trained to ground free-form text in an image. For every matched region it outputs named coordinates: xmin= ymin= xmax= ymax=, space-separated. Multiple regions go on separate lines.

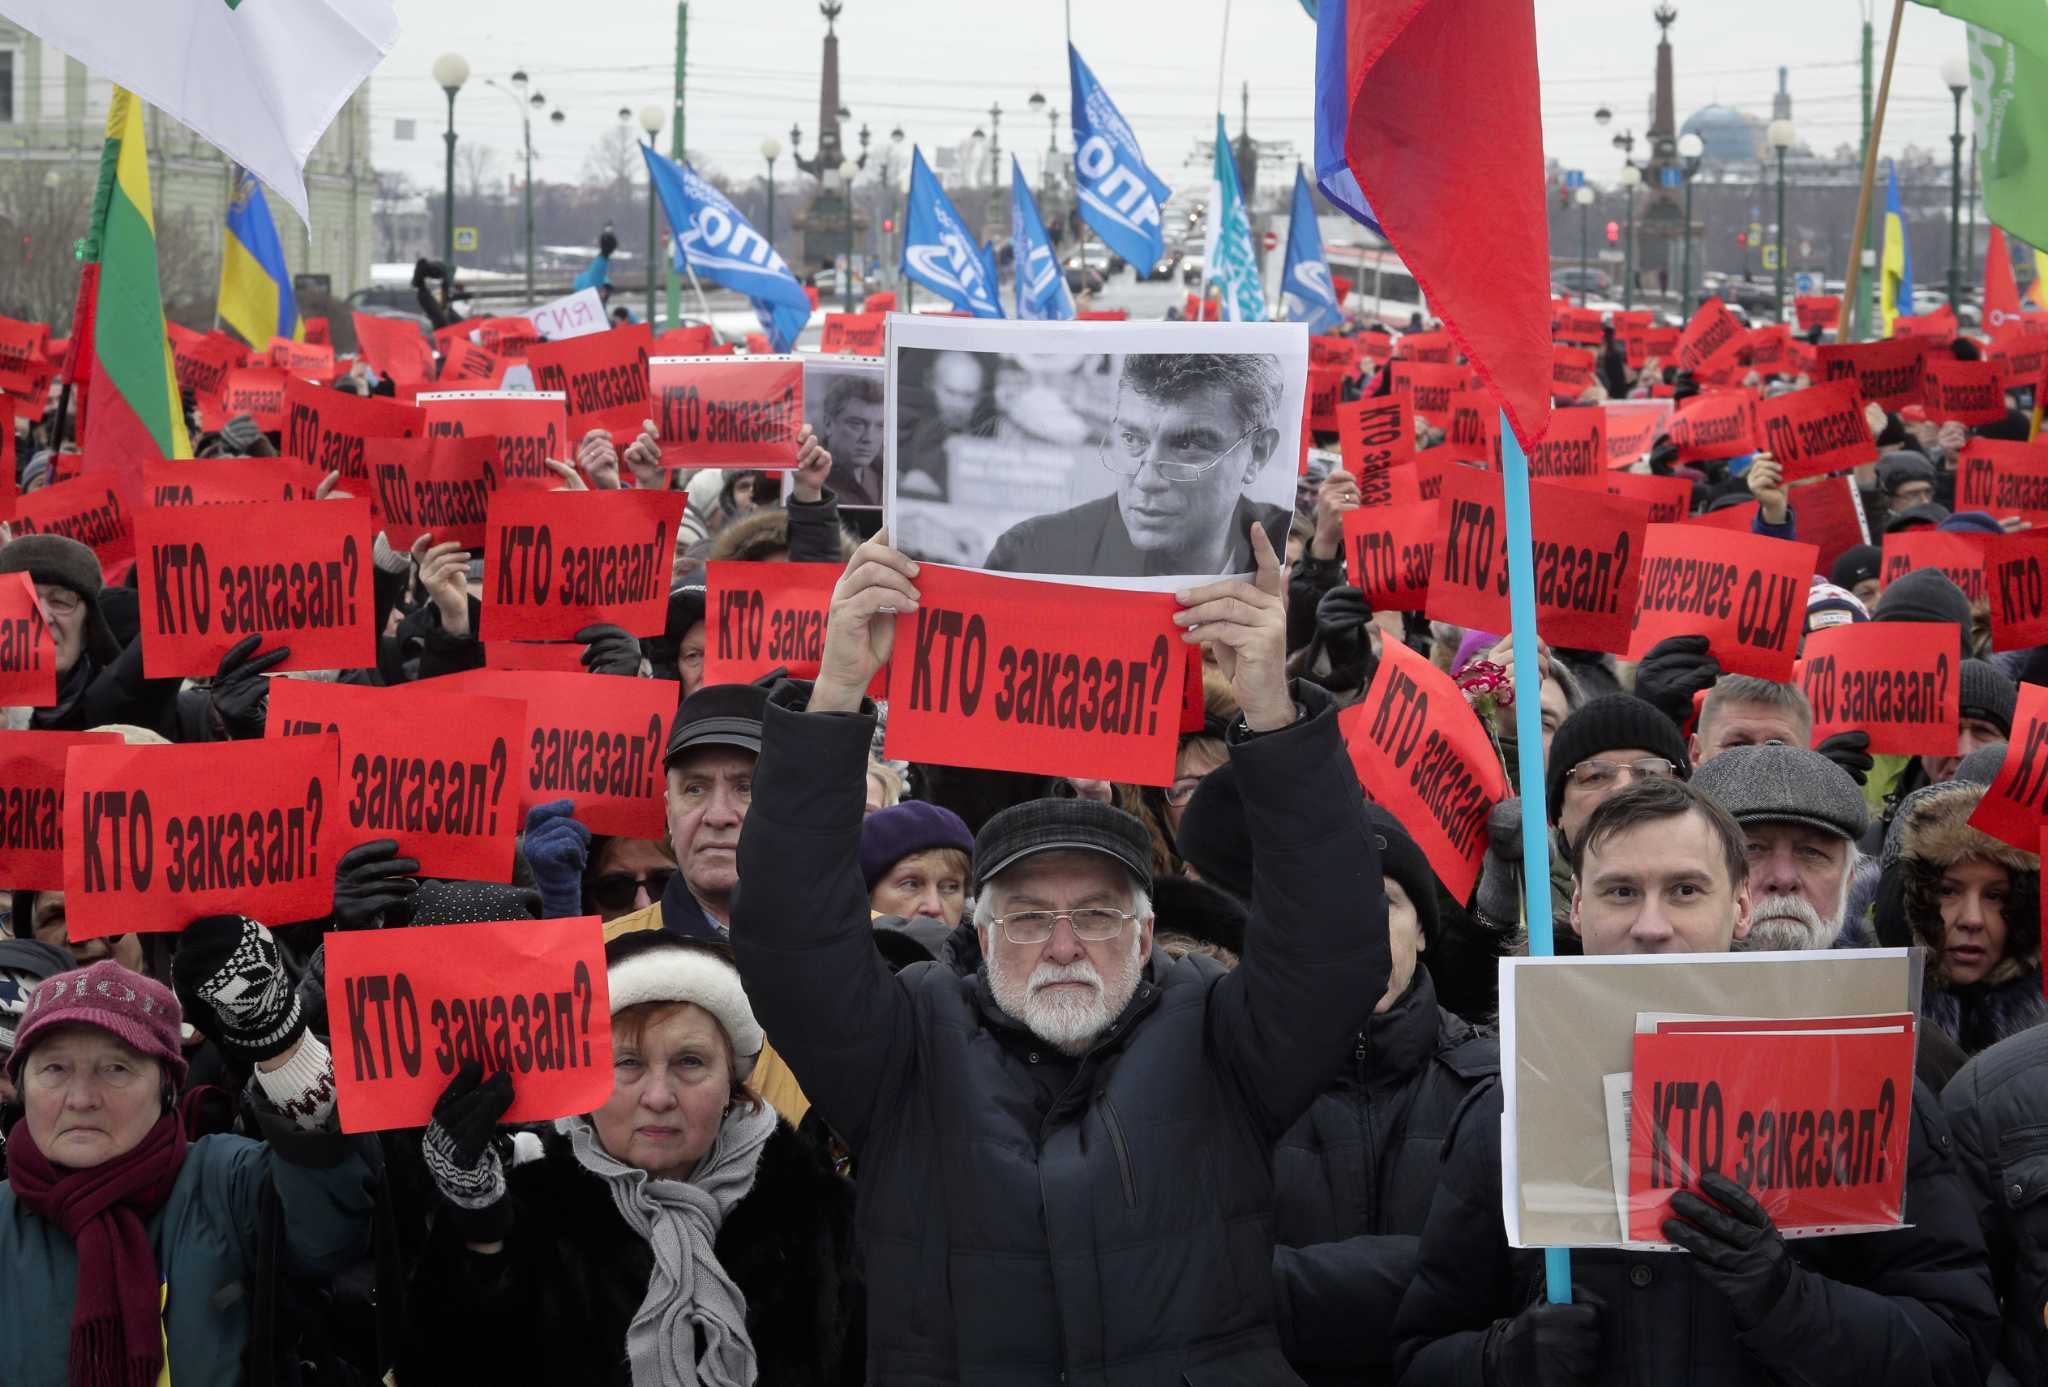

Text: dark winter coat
xmin=398 ymin=1117 xmax=863 ymax=1386
xmin=732 ymin=681 xmax=1391 ymax=1385
xmin=1944 ymin=1023 xmax=2048 ymax=1386
xmin=1390 ymin=1079 xmax=1997 ymax=1387
xmin=1271 ymin=970 xmax=1497 ymax=1385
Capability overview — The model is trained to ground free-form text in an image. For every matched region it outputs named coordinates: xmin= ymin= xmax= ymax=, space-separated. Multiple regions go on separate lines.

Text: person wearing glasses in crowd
xmin=583 ymin=836 xmax=679 ymax=924
xmin=818 ymin=374 xmax=886 ymax=508
xmin=983 ymin=352 xmax=1290 ymax=579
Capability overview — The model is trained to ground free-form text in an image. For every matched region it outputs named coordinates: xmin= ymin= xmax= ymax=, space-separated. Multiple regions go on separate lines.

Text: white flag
xmin=0 ymin=0 xmax=398 ymax=223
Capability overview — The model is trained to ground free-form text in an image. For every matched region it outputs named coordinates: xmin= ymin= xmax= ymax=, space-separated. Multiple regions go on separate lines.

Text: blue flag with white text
xmin=1206 ymin=115 xmax=1265 ymax=322
xmin=901 ymin=147 xmax=1004 ymax=317
xmin=1011 ymin=158 xmax=1075 ymax=320
xmin=641 ymin=143 xmax=811 ymax=349
xmin=1068 ymin=45 xmax=1174 ymax=274
xmin=1313 ymin=0 xmax=1381 ymax=232
xmin=1280 ymin=164 xmax=1340 ymax=331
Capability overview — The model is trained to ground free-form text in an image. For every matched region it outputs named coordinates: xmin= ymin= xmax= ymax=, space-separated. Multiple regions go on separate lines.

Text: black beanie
xmin=1362 ymin=799 xmax=1441 ymax=950
xmin=1871 ymin=568 xmax=1972 ymax=655
xmin=1958 ymin=659 xmax=2017 ymax=738
xmin=1830 ymin=543 xmax=1881 ymax=590
xmin=1174 ymin=762 xmax=1251 ymax=902
xmin=1545 ymin=693 xmax=1692 ymax=823
xmin=1150 ymin=876 xmax=1248 ymax=957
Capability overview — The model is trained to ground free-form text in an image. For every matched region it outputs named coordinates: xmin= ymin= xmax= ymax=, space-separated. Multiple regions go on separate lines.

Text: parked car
xmin=1553 ymin=266 xmax=1612 ymax=296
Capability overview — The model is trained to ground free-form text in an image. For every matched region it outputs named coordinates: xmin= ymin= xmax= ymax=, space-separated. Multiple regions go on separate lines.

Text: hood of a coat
xmin=1895 ymin=778 xmax=2041 ymax=989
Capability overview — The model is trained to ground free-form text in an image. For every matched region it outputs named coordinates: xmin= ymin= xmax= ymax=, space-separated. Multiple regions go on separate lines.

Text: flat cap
xmin=1690 ymin=742 xmax=1868 ymax=842
xmin=973 ymin=798 xmax=1153 ymax=894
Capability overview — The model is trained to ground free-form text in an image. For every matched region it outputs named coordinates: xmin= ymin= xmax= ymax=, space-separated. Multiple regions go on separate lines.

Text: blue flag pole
xmin=1498 ymin=408 xmax=1573 ymax=1307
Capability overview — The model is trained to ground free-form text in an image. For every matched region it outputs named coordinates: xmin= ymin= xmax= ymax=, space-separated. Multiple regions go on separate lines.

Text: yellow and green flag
xmin=217 ymin=165 xmax=300 ymax=348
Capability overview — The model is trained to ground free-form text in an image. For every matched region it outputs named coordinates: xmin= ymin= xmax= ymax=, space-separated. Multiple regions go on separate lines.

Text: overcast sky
xmin=369 ymin=0 xmax=1973 ymax=200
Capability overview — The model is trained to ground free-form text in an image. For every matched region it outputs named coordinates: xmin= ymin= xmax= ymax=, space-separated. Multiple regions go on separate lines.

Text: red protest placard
xmin=325 ymin=917 xmax=612 ymax=1133
xmin=0 ymin=396 xmax=14 ymax=522
xmin=1664 ymin=390 xmax=1756 ymax=462
xmin=484 ymin=641 xmax=589 ymax=673
xmin=655 ymin=325 xmax=717 ymax=356
xmin=0 ymin=730 xmax=123 ymax=889
xmin=282 ymin=378 xmax=424 ymax=489
xmin=11 ymin=475 xmax=137 ymax=577
xmin=0 ymin=315 xmax=48 ymax=381
xmin=171 ymin=331 xmax=241 ymax=411
xmin=268 ymin=679 xmax=527 ymax=881
xmin=1603 ymin=401 xmax=1671 ymax=468
xmin=303 ymin=317 xmax=330 ymax=347
xmin=1395 ymin=330 xmax=1458 ymax=364
xmin=269 ymin=337 xmax=335 ymax=377
xmin=212 ymin=367 xmax=290 ymax=432
xmin=1337 ymin=638 xmax=1506 ymax=901
xmin=352 ymin=313 xmax=436 ymax=384
xmin=368 ymin=435 xmax=516 ymax=548
xmin=1307 ymin=365 xmax=1346 ymax=433
xmin=1358 ymin=459 xmax=1423 ymax=510
xmin=1550 ymin=345 xmax=1598 ymax=403
xmin=434 ymin=670 xmax=672 ymax=837
xmin=700 ymin=561 xmax=891 ymax=696
xmin=481 ymin=488 xmax=686 ymax=641
xmin=1559 ymin=470 xmax=1694 ymax=525
xmin=1956 ymin=440 xmax=2048 ymax=521
xmin=1310 ymin=335 xmax=1361 ymax=370
xmin=1795 ymin=295 xmax=1842 ymax=332
xmin=1882 ymin=530 xmax=1988 ymax=608
xmin=142 ymin=457 xmax=328 ymax=507
xmin=419 ymin=390 xmax=570 ymax=490
xmin=1923 ymin=358 xmax=2008 ymax=425
xmin=61 ymin=734 xmax=339 ymax=938
xmin=470 ymin=317 xmax=542 ymax=360
xmin=1441 ymin=391 xmax=1499 ymax=464
xmin=1342 ymin=502 xmax=1435 ymax=612
xmin=437 ymin=338 xmax=508 ymax=387
xmin=1987 ymin=534 xmax=2048 ymax=651
xmin=1390 ymin=362 xmax=1468 ymax=427
xmin=821 ymin=313 xmax=886 ymax=357
xmin=1799 ymin=622 xmax=1959 ymax=755
xmin=1631 ymin=524 xmax=1816 ymax=679
xmin=1675 ymin=299 xmax=1746 ymax=378
xmin=0 ymin=573 xmax=56 ymax=706
xmin=1525 ymin=406 xmax=1607 ymax=481
xmin=131 ymin=497 xmax=377 ymax=677
xmin=529 ymin=323 xmax=653 ymax=440
xmin=883 ymin=565 xmax=1185 ymax=787
xmin=1969 ymin=684 xmax=2048 ymax=847
xmin=1755 ymin=380 xmax=1874 ymax=482
xmin=1817 ymin=336 xmax=1927 ymax=411
xmin=1626 ymin=1026 xmax=1912 ymax=1243
xmin=1747 ymin=324 xmax=1792 ymax=375
xmin=649 ymin=355 xmax=803 ymax=469
xmin=1336 ymin=396 xmax=1416 ymax=483
xmin=1553 ymin=306 xmax=1606 ymax=347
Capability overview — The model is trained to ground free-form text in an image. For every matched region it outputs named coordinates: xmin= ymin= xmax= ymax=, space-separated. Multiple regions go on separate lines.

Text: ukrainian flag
xmin=1879 ymin=160 xmax=1914 ymax=338
xmin=217 ymin=166 xmax=300 ymax=347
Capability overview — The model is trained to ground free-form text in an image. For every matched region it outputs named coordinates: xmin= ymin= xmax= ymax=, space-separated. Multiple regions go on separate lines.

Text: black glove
xmin=1472 ymin=797 xmax=1527 ymax=929
xmin=219 ymin=413 xmax=265 ymax=456
xmin=207 ymin=634 xmax=291 ymax=739
xmin=422 ymin=1061 xmax=516 ymax=1237
xmin=332 ymin=838 xmax=421 ymax=931
xmin=1814 ymin=730 xmax=1873 ymax=787
xmin=172 ymin=914 xmax=306 ymax=1065
xmin=1481 ymin=1296 xmax=1602 ymax=1387
xmin=1631 ymin=635 xmax=1719 ymax=732
xmin=1314 ymin=585 xmax=1373 ymax=688
xmin=598 ymin=230 xmax=619 ymax=258
xmin=1663 ymin=1173 xmax=1795 ymax=1329
xmin=576 ymin=623 xmax=642 ymax=677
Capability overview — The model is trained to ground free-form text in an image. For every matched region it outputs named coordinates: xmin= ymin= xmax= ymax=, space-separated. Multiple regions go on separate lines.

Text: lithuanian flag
xmin=82 ymin=86 xmax=191 ymax=461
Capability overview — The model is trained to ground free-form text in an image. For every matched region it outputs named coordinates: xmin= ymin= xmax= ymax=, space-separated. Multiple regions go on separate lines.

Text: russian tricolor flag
xmin=1314 ymin=0 xmax=1553 ymax=450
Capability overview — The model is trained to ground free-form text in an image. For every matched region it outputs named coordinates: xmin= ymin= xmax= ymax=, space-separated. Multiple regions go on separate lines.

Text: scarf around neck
xmin=8 ymin=1110 xmax=188 ymax=1387
xmin=560 ymin=1100 xmax=777 ymax=1387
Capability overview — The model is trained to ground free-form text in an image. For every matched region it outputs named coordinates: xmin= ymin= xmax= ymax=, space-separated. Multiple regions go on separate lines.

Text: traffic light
xmin=1605 ymin=221 xmax=1620 ymax=244
xmin=882 ymin=218 xmax=895 ymax=234
xmin=1737 ymin=231 xmax=1748 ymax=248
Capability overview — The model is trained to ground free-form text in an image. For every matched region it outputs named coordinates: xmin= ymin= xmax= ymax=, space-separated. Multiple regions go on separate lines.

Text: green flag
xmin=1912 ymin=0 xmax=2047 ymax=56
xmin=1969 ymin=24 xmax=2048 ymax=249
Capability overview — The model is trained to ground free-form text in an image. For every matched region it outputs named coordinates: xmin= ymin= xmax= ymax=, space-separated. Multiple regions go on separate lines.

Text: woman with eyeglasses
xmin=584 ymin=836 xmax=681 ymax=925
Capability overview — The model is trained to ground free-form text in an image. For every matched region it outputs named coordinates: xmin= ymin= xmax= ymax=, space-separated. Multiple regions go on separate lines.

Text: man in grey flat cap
xmin=1690 ymin=742 xmax=1867 ymax=952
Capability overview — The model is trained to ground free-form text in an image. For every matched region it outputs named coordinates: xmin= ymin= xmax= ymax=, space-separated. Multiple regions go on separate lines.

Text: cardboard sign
xmin=281 ymin=378 xmax=424 ymax=489
xmin=526 ymin=288 xmax=609 ymax=342
xmin=1794 ymin=295 xmax=1842 ymax=332
xmin=1881 ymin=531 xmax=1988 ymax=607
xmin=418 ymin=390 xmax=570 ymax=489
xmin=1923 ymin=358 xmax=2008 ymax=425
xmin=1551 ymin=345 xmax=1598 ymax=402
xmin=484 ymin=640 xmax=590 ymax=673
xmin=1441 ymin=390 xmax=1500 ymax=464
xmin=1525 ymin=406 xmax=1607 ymax=481
xmin=1342 ymin=501 xmax=1436 ymax=612
xmin=821 ymin=313 xmax=886 ymax=357
xmin=882 ymin=565 xmax=1185 ymax=787
xmin=0 ymin=573 xmax=56 ymax=706
xmin=214 ymin=366 xmax=290 ymax=432
xmin=1603 ymin=400 xmax=1673 ymax=468
xmin=1664 ymin=390 xmax=1756 ymax=462
xmin=648 ymin=355 xmax=803 ymax=469
xmin=1337 ymin=637 xmax=1506 ymax=901
xmin=1630 ymin=524 xmax=1816 ymax=680
xmin=1675 ymin=299 xmax=1746 ymax=378
xmin=1957 ymin=439 xmax=2048 ymax=522
xmin=1754 ymin=380 xmax=1873 ymax=481
xmin=61 ymin=733 xmax=339 ymax=938
xmin=171 ymin=331 xmax=241 ymax=410
xmin=1553 ymin=307 xmax=1605 ymax=347
xmin=1987 ymin=533 xmax=2048 ymax=651
xmin=528 ymin=324 xmax=652 ymax=439
xmin=325 ymin=917 xmax=612 ymax=1133
xmin=1560 ymin=470 xmax=1693 ymax=525
xmin=142 ymin=458 xmax=328 ymax=508
xmin=132 ymin=497 xmax=377 ymax=677
xmin=1336 ymin=396 xmax=1415 ymax=483
xmin=1390 ymin=362 xmax=1468 ymax=426
xmin=269 ymin=337 xmax=335 ymax=376
xmin=352 ymin=314 xmax=436 ymax=383
xmin=268 ymin=678 xmax=528 ymax=881
xmin=10 ymin=475 xmax=136 ymax=576
xmin=1799 ymin=622 xmax=1959 ymax=755
xmin=0 ymin=730 xmax=123 ymax=889
xmin=1817 ymin=336 xmax=1927 ymax=411
xmin=368 ymin=435 xmax=514 ymax=548
xmin=437 ymin=338 xmax=508 ymax=387
xmin=481 ymin=488 xmax=686 ymax=640
xmin=435 ymin=669 xmax=672 ymax=837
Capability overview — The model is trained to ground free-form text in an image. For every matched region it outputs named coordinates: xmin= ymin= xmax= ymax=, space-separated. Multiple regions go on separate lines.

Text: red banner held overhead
xmin=1630 ymin=524 xmax=1817 ymax=680
xmin=1390 ymin=362 xmax=1468 ymax=427
xmin=131 ymin=497 xmax=377 ymax=677
xmin=1799 ymin=622 xmax=1960 ymax=755
xmin=649 ymin=355 xmax=804 ymax=469
xmin=1337 ymin=638 xmax=1506 ymax=901
xmin=528 ymin=323 xmax=653 ymax=439
xmin=61 ymin=734 xmax=340 ymax=938
xmin=1550 ymin=345 xmax=1598 ymax=402
xmin=1817 ymin=336 xmax=1928 ymax=411
xmin=1987 ymin=533 xmax=2048 ymax=651
xmin=481 ymin=488 xmax=686 ymax=641
xmin=268 ymin=679 xmax=528 ymax=881
xmin=0 ymin=730 xmax=122 ymax=889
xmin=11 ymin=475 xmax=137 ymax=577
xmin=1336 ymin=396 xmax=1415 ymax=485
xmin=1342 ymin=501 xmax=1436 ymax=613
xmin=282 ymin=378 xmax=423 ymax=490
xmin=368 ymin=435 xmax=514 ymax=549
xmin=352 ymin=314 xmax=436 ymax=384
xmin=418 ymin=390 xmax=569 ymax=490
xmin=1881 ymin=530 xmax=1988 ymax=608
xmin=1675 ymin=298 xmax=1747 ymax=378
xmin=1922 ymin=358 xmax=2008 ymax=425
xmin=1524 ymin=406 xmax=1607 ymax=481
xmin=1664 ymin=390 xmax=1756 ymax=462
xmin=1957 ymin=439 xmax=2048 ymax=521
xmin=820 ymin=313 xmax=886 ymax=357
xmin=325 ymin=917 xmax=612 ymax=1134
xmin=1755 ymin=380 xmax=1874 ymax=481
xmin=1602 ymin=400 xmax=1672 ymax=469
xmin=0 ymin=572 xmax=56 ymax=706
xmin=142 ymin=457 xmax=328 ymax=507
xmin=883 ymin=565 xmax=1185 ymax=787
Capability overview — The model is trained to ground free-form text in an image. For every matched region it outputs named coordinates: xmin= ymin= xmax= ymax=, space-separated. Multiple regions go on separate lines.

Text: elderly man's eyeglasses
xmin=1565 ymin=757 xmax=1678 ymax=790
xmin=1098 ymin=385 xmax=1260 ymax=483
xmin=991 ymin=907 xmax=1137 ymax=946
xmin=34 ymin=586 xmax=82 ymax=617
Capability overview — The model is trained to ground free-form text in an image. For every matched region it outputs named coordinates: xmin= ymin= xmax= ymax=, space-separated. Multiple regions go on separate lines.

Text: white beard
xmin=1741 ymin=892 xmax=1845 ymax=952
xmin=986 ymin=931 xmax=1144 ymax=1056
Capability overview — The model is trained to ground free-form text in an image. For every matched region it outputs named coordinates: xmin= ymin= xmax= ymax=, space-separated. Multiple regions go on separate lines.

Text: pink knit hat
xmin=6 ymin=960 xmax=187 ymax=1086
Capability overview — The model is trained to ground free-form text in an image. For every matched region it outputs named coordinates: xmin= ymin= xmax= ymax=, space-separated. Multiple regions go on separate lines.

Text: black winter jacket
xmin=398 ymin=1118 xmax=863 ymax=1385
xmin=1390 ymin=1079 xmax=1997 ymax=1387
xmin=1943 ymin=1023 xmax=2048 ymax=1386
xmin=1271 ymin=970 xmax=1497 ymax=1385
xmin=732 ymin=681 xmax=1390 ymax=1385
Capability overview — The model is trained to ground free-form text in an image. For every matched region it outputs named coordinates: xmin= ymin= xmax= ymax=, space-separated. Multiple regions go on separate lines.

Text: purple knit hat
xmin=860 ymin=801 xmax=975 ymax=890
xmin=6 ymin=960 xmax=187 ymax=1086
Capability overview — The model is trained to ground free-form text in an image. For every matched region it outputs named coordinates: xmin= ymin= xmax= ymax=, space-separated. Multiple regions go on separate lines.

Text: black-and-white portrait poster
xmin=802 ymin=355 xmax=886 ymax=510
xmin=885 ymin=315 xmax=1309 ymax=591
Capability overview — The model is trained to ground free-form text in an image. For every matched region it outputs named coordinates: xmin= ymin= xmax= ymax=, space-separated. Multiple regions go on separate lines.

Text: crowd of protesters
xmin=0 ymin=266 xmax=2045 ymax=1387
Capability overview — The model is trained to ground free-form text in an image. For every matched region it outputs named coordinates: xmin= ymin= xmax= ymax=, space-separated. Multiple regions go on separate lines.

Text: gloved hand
xmin=1481 ymin=1296 xmax=1602 ymax=1387
xmin=207 ymin=634 xmax=291 ymax=740
xmin=576 ymin=623 xmax=643 ymax=677
xmin=220 ymin=412 xmax=266 ymax=456
xmin=1472 ymin=797 xmax=1527 ymax=929
xmin=422 ymin=1061 xmax=516 ymax=1237
xmin=172 ymin=915 xmax=306 ymax=1065
xmin=523 ymin=799 xmax=591 ymax=919
xmin=1662 ymin=1172 xmax=1795 ymax=1329
xmin=1631 ymin=635 xmax=1719 ymax=732
xmin=1814 ymin=730 xmax=1873 ymax=787
xmin=332 ymin=839 xmax=421 ymax=931
xmin=1314 ymin=585 xmax=1373 ymax=689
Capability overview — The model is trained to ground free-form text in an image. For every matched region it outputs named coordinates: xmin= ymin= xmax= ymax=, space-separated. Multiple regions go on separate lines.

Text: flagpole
xmin=1214 ymin=0 xmax=1233 ymax=116
xmin=1840 ymin=0 xmax=1906 ymax=345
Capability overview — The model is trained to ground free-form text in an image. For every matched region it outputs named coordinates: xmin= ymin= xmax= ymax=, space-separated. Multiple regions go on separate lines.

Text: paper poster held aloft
xmin=0 ymin=730 xmax=122 ymax=889
xmin=1342 ymin=502 xmax=1435 ymax=613
xmin=481 ymin=489 xmax=686 ymax=641
xmin=1799 ymin=622 xmax=1960 ymax=756
xmin=1629 ymin=525 xmax=1816 ymax=681
xmin=528 ymin=324 xmax=653 ymax=440
xmin=0 ymin=572 xmax=57 ymax=707
xmin=418 ymin=390 xmax=570 ymax=492
xmin=649 ymin=355 xmax=804 ymax=469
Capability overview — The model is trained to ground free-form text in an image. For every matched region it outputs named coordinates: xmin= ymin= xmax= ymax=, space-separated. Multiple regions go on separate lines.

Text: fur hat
xmin=1895 ymin=779 xmax=2040 ymax=991
xmin=603 ymin=933 xmax=763 ymax=1081
xmin=0 ymin=534 xmax=121 ymax=664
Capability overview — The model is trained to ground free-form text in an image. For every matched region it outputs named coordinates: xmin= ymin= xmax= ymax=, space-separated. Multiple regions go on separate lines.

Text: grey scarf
xmin=560 ymin=1101 xmax=779 ymax=1387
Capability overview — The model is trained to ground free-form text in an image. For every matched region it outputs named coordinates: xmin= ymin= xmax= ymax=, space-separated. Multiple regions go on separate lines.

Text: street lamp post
xmin=432 ymin=52 xmax=469 ymax=312
xmin=1941 ymin=54 xmax=1970 ymax=308
xmin=1619 ymin=163 xmax=1641 ymax=312
xmin=492 ymin=70 xmax=562 ymax=304
xmin=639 ymin=105 xmax=666 ymax=327
xmin=1678 ymin=132 xmax=1705 ymax=314
xmin=1574 ymin=186 xmax=1596 ymax=307
xmin=760 ymin=136 xmax=782 ymax=252
xmin=1768 ymin=118 xmax=1796 ymax=323
xmin=838 ymin=159 xmax=860 ymax=313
